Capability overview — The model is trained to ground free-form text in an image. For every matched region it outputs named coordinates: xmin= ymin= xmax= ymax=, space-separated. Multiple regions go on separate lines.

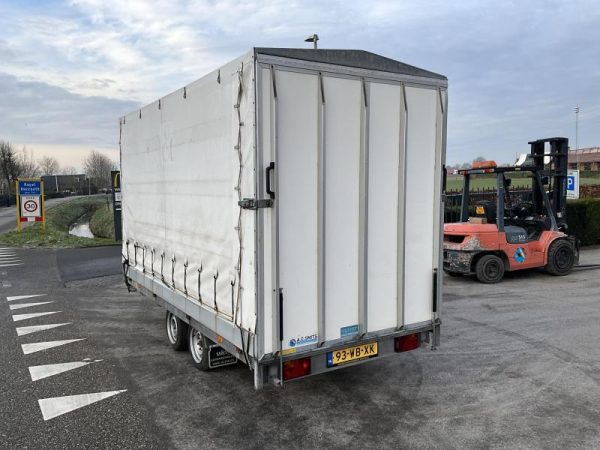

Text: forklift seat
xmin=504 ymin=225 xmax=528 ymax=244
xmin=473 ymin=201 xmax=496 ymax=223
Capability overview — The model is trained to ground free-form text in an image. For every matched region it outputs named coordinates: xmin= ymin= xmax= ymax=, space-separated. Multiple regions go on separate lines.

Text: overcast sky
xmin=0 ymin=0 xmax=598 ymax=169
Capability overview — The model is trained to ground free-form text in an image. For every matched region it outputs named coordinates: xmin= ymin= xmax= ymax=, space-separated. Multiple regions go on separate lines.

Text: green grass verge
xmin=89 ymin=201 xmax=115 ymax=239
xmin=0 ymin=196 xmax=117 ymax=248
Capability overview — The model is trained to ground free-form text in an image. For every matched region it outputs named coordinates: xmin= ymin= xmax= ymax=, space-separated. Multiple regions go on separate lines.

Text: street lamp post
xmin=575 ymin=106 xmax=580 ymax=169
xmin=304 ymin=34 xmax=319 ymax=49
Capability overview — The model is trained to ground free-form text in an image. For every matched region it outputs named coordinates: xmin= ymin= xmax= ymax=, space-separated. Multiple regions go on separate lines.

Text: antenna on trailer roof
xmin=305 ymin=34 xmax=319 ymax=49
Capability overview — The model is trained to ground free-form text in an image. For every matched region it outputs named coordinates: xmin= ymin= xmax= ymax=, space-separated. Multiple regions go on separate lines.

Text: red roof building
xmin=568 ymin=148 xmax=600 ymax=171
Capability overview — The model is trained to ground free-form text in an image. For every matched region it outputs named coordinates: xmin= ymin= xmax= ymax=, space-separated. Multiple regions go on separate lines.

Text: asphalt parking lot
xmin=1 ymin=246 xmax=600 ymax=449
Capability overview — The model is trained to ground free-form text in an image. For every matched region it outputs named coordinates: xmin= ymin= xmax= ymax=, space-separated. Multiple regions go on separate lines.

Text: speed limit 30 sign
xmin=21 ymin=196 xmax=40 ymax=217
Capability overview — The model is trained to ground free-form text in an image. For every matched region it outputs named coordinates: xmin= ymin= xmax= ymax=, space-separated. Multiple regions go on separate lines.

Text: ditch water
xmin=69 ymin=222 xmax=94 ymax=239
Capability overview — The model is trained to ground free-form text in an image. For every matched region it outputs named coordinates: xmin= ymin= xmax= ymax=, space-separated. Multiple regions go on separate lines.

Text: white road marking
xmin=12 ymin=311 xmax=60 ymax=322
xmin=0 ymin=258 xmax=20 ymax=262
xmin=2 ymin=281 xmax=12 ymax=287
xmin=29 ymin=360 xmax=102 ymax=381
xmin=38 ymin=390 xmax=127 ymax=421
xmin=16 ymin=322 xmax=71 ymax=336
xmin=22 ymin=338 xmax=85 ymax=355
xmin=0 ymin=263 xmax=23 ymax=268
xmin=9 ymin=301 xmax=53 ymax=311
xmin=7 ymin=294 xmax=47 ymax=302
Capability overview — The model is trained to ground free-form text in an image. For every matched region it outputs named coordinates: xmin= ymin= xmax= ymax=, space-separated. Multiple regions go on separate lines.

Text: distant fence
xmin=445 ymin=187 xmax=532 ymax=223
xmin=581 ymin=185 xmax=600 ymax=198
xmin=445 ymin=184 xmax=600 ymax=223
xmin=0 ymin=195 xmax=16 ymax=207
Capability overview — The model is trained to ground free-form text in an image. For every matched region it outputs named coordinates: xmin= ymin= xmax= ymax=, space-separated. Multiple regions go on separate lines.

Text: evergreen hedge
xmin=567 ymin=198 xmax=600 ymax=246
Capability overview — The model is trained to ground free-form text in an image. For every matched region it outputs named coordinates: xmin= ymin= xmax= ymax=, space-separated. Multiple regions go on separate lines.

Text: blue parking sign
xmin=566 ymin=170 xmax=579 ymax=199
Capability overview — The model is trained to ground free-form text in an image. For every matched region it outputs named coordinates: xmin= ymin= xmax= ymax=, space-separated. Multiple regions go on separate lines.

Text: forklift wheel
xmin=546 ymin=239 xmax=575 ymax=276
xmin=475 ymin=254 xmax=505 ymax=284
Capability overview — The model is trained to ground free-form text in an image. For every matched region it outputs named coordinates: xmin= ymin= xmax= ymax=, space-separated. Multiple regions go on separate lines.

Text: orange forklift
xmin=443 ymin=137 xmax=579 ymax=283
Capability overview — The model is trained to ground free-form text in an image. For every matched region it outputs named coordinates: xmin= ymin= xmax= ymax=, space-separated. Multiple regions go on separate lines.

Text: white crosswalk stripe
xmin=12 ymin=311 xmax=61 ymax=322
xmin=16 ymin=323 xmax=71 ymax=336
xmin=38 ymin=390 xmax=127 ymax=420
xmin=21 ymin=339 xmax=85 ymax=355
xmin=29 ymin=360 xmax=102 ymax=381
xmin=7 ymin=294 xmax=47 ymax=302
xmin=9 ymin=301 xmax=53 ymax=311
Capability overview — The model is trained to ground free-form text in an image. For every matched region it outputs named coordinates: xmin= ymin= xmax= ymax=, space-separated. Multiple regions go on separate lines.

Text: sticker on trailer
xmin=340 ymin=324 xmax=359 ymax=338
xmin=288 ymin=333 xmax=318 ymax=348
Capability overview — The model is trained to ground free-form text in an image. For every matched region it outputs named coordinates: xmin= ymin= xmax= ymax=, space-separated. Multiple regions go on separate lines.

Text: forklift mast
xmin=528 ymin=137 xmax=569 ymax=230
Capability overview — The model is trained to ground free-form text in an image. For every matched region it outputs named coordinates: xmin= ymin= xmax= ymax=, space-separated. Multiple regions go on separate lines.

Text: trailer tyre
xmin=166 ymin=312 xmax=188 ymax=351
xmin=188 ymin=327 xmax=210 ymax=371
xmin=475 ymin=254 xmax=505 ymax=284
xmin=546 ymin=239 xmax=575 ymax=276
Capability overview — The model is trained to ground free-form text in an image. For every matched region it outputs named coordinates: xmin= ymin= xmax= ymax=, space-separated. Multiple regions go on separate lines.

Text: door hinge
xmin=238 ymin=198 xmax=273 ymax=210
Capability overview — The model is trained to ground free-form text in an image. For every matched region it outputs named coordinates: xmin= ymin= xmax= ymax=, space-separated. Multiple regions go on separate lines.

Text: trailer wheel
xmin=166 ymin=312 xmax=188 ymax=351
xmin=475 ymin=254 xmax=505 ymax=283
xmin=188 ymin=327 xmax=210 ymax=371
xmin=546 ymin=239 xmax=575 ymax=276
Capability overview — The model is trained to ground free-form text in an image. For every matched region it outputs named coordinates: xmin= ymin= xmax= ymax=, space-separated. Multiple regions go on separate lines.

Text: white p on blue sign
xmin=567 ymin=170 xmax=579 ymax=200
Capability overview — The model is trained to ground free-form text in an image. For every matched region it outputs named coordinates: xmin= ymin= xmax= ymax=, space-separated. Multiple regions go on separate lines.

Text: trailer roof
xmin=255 ymin=48 xmax=447 ymax=81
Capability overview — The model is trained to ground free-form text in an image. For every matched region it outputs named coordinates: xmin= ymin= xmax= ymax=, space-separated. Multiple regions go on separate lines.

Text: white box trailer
xmin=120 ymin=48 xmax=447 ymax=389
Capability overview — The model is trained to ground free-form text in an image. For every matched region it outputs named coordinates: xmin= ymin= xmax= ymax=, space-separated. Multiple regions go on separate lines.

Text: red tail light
xmin=394 ymin=333 xmax=420 ymax=352
xmin=283 ymin=357 xmax=311 ymax=381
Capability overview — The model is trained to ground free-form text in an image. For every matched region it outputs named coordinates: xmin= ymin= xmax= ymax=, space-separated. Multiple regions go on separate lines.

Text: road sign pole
xmin=111 ymin=171 xmax=122 ymax=241
xmin=41 ymin=179 xmax=46 ymax=232
xmin=15 ymin=180 xmax=21 ymax=232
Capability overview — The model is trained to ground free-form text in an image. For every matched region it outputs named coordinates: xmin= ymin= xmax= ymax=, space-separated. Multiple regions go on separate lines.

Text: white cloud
xmin=0 ymin=0 xmax=599 ymax=165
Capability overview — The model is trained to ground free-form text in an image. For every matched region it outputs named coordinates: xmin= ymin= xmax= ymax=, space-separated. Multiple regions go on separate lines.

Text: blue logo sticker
xmin=340 ymin=324 xmax=359 ymax=338
xmin=288 ymin=333 xmax=318 ymax=348
xmin=514 ymin=247 xmax=526 ymax=263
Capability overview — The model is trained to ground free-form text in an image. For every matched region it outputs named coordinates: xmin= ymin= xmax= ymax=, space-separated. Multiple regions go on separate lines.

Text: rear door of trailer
xmin=257 ymin=59 xmax=445 ymax=360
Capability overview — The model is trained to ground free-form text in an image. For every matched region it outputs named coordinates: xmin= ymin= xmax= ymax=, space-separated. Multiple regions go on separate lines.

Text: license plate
xmin=326 ymin=342 xmax=378 ymax=367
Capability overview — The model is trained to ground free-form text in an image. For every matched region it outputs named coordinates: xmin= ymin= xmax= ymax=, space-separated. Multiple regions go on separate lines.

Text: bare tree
xmin=39 ymin=156 xmax=60 ymax=176
xmin=62 ymin=165 xmax=79 ymax=175
xmin=17 ymin=147 xmax=40 ymax=178
xmin=0 ymin=141 xmax=20 ymax=195
xmin=83 ymin=150 xmax=117 ymax=190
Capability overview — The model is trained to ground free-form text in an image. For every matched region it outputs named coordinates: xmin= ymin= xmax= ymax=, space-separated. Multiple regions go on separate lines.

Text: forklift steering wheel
xmin=514 ymin=201 xmax=534 ymax=219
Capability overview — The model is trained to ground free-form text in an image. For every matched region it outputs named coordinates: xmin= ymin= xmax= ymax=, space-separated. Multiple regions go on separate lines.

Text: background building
xmin=568 ymin=148 xmax=600 ymax=171
xmin=41 ymin=174 xmax=94 ymax=195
